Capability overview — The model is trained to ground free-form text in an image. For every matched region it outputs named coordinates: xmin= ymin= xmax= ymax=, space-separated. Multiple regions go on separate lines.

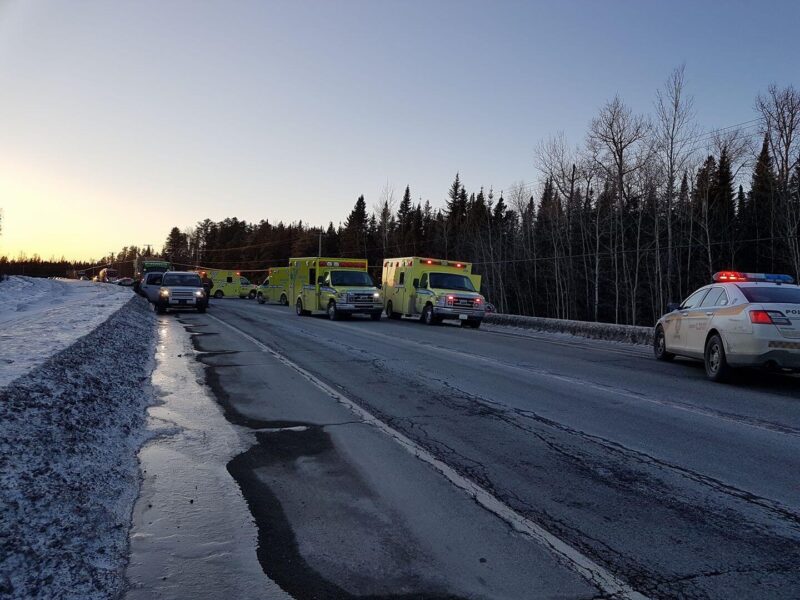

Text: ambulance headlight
xmin=337 ymin=292 xmax=347 ymax=299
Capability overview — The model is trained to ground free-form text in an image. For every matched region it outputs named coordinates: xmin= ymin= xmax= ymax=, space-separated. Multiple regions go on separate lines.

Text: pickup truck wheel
xmin=465 ymin=318 xmax=482 ymax=329
xmin=654 ymin=326 xmax=674 ymax=361
xmin=197 ymin=305 xmax=206 ymax=314
xmin=156 ymin=304 xmax=166 ymax=315
xmin=328 ymin=301 xmax=340 ymax=321
xmin=214 ymin=290 xmax=224 ymax=299
xmin=705 ymin=333 xmax=732 ymax=382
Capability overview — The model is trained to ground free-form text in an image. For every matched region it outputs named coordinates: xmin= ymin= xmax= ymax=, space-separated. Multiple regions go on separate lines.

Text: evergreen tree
xmin=341 ymin=195 xmax=369 ymax=256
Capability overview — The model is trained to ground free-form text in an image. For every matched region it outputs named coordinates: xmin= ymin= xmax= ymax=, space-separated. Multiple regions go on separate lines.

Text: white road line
xmin=207 ymin=313 xmax=649 ymax=600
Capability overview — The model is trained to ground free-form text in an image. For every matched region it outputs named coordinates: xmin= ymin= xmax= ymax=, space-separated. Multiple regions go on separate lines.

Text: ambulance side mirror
xmin=376 ymin=283 xmax=382 ymax=290
xmin=317 ymin=276 xmax=324 ymax=285
xmin=413 ymin=278 xmax=419 ymax=288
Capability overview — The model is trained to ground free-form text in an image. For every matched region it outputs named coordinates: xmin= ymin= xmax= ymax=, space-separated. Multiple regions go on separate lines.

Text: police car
xmin=654 ymin=272 xmax=800 ymax=381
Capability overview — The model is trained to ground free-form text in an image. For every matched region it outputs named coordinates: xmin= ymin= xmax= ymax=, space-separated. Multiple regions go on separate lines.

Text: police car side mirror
xmin=666 ymin=302 xmax=680 ymax=312
xmin=413 ymin=278 xmax=419 ymax=288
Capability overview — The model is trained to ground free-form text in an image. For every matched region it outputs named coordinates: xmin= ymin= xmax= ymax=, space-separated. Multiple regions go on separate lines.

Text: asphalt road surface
xmin=176 ymin=299 xmax=800 ymax=600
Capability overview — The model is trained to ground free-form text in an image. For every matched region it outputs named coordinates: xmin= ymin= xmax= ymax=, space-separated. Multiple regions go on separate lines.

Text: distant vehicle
xmin=154 ymin=271 xmax=207 ymax=314
xmin=654 ymin=271 xmax=800 ymax=381
xmin=140 ymin=272 xmax=165 ymax=303
xmin=257 ymin=267 xmax=290 ymax=305
xmin=91 ymin=276 xmax=99 ymax=282
xmin=79 ymin=276 xmax=90 ymax=281
xmin=98 ymin=267 xmax=118 ymax=283
xmin=381 ymin=257 xmax=486 ymax=328
xmin=116 ymin=277 xmax=134 ymax=286
xmin=204 ymin=270 xmax=257 ymax=299
xmin=133 ymin=259 xmax=171 ymax=293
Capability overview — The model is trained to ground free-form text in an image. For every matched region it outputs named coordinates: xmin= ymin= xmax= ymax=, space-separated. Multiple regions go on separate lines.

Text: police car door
xmin=669 ymin=287 xmax=710 ymax=353
xmin=689 ymin=287 xmax=728 ymax=355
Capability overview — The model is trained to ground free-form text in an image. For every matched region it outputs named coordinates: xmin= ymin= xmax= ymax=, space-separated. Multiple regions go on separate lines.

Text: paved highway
xmin=177 ymin=299 xmax=800 ymax=599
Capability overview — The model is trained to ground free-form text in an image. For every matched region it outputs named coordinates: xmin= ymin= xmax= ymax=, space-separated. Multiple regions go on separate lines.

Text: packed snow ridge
xmin=485 ymin=312 xmax=654 ymax=345
xmin=0 ymin=289 xmax=156 ymax=600
xmin=0 ymin=277 xmax=133 ymax=387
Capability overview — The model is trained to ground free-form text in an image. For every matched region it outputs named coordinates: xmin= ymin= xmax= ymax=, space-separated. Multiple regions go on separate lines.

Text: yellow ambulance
xmin=382 ymin=257 xmax=486 ymax=327
xmin=256 ymin=267 xmax=291 ymax=305
xmin=290 ymin=257 xmax=383 ymax=320
xmin=204 ymin=270 xmax=258 ymax=299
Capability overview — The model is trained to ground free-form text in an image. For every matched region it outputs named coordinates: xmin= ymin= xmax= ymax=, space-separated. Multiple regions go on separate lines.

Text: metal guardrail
xmin=484 ymin=313 xmax=654 ymax=346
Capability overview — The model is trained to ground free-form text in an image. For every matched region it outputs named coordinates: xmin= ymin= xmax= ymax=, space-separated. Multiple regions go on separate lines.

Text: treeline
xmin=4 ymin=71 xmax=799 ymax=327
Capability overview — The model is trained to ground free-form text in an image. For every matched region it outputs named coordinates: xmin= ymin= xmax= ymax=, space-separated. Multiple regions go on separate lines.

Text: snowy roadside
xmin=0 ymin=295 xmax=156 ymax=600
xmin=0 ymin=277 xmax=133 ymax=387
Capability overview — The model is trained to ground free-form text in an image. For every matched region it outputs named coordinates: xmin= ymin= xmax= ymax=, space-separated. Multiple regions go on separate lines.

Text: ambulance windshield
xmin=330 ymin=270 xmax=374 ymax=287
xmin=429 ymin=273 xmax=476 ymax=292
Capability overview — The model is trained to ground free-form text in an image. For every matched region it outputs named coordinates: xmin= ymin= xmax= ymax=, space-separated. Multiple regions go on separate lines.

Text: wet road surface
xmin=173 ymin=299 xmax=800 ymax=599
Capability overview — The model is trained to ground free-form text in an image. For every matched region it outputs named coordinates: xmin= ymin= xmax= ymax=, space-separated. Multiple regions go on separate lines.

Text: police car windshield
xmin=738 ymin=286 xmax=800 ymax=304
xmin=330 ymin=271 xmax=374 ymax=287
xmin=429 ymin=273 xmax=475 ymax=292
xmin=162 ymin=273 xmax=202 ymax=287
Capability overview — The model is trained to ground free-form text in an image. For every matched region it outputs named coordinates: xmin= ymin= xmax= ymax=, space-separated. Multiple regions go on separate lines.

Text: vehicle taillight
xmin=749 ymin=310 xmax=773 ymax=324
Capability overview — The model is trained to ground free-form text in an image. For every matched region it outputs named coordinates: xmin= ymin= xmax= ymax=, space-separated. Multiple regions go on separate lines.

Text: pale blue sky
xmin=0 ymin=0 xmax=797 ymax=259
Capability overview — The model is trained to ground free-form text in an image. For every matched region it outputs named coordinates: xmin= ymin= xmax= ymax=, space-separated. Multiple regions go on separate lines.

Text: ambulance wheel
xmin=280 ymin=294 xmax=288 ymax=306
xmin=387 ymin=301 xmax=401 ymax=320
xmin=654 ymin=326 xmax=674 ymax=361
xmin=370 ymin=311 xmax=381 ymax=321
xmin=214 ymin=290 xmax=224 ymax=299
xmin=197 ymin=305 xmax=207 ymax=314
xmin=705 ymin=333 xmax=732 ymax=383
xmin=249 ymin=290 xmax=256 ymax=299
xmin=422 ymin=304 xmax=440 ymax=325
xmin=296 ymin=299 xmax=309 ymax=316
xmin=327 ymin=301 xmax=340 ymax=321
xmin=257 ymin=294 xmax=265 ymax=304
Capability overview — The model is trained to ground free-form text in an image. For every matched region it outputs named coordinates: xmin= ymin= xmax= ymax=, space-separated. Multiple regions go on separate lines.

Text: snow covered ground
xmin=0 ymin=277 xmax=133 ymax=387
xmin=0 ymin=282 xmax=156 ymax=600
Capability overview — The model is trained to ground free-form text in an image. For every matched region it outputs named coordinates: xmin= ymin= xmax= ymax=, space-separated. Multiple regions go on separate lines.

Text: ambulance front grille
xmin=348 ymin=293 xmax=375 ymax=306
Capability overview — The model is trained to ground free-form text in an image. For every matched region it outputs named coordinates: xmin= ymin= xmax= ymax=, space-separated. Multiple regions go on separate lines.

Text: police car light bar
xmin=712 ymin=271 xmax=795 ymax=284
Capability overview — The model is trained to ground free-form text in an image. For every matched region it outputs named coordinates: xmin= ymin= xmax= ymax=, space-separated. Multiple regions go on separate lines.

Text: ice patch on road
xmin=0 ymin=297 xmax=156 ymax=600
xmin=0 ymin=277 xmax=133 ymax=387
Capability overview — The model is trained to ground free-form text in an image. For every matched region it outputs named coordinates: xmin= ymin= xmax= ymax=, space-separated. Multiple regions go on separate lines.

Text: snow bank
xmin=484 ymin=313 xmax=654 ymax=345
xmin=0 ymin=277 xmax=132 ymax=387
xmin=0 ymin=296 xmax=156 ymax=600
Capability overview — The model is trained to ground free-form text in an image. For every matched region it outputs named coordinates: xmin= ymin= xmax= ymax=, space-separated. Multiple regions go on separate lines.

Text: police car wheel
xmin=214 ymin=290 xmax=224 ymax=299
xmin=328 ymin=301 xmax=339 ymax=321
xmin=704 ymin=333 xmax=732 ymax=382
xmin=654 ymin=326 xmax=674 ymax=361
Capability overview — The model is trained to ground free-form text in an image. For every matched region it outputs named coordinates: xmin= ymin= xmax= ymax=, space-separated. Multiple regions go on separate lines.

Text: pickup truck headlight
xmin=195 ymin=290 xmax=205 ymax=297
xmin=159 ymin=288 xmax=169 ymax=297
xmin=373 ymin=292 xmax=380 ymax=299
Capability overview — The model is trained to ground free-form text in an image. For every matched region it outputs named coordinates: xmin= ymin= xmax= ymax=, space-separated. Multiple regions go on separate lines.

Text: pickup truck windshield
xmin=330 ymin=271 xmax=374 ymax=287
xmin=162 ymin=273 xmax=202 ymax=287
xmin=429 ymin=273 xmax=476 ymax=292
xmin=739 ymin=286 xmax=800 ymax=304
